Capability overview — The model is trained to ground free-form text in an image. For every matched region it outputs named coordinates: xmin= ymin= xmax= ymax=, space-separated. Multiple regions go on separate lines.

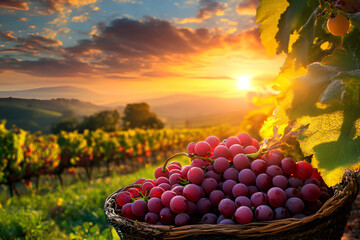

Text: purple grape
xmin=116 ymin=191 xmax=132 ymax=207
xmin=232 ymin=183 xmax=248 ymax=197
xmin=187 ymin=167 xmax=204 ymax=185
xmin=217 ymin=214 xmax=227 ymax=224
xmin=145 ymin=212 xmax=159 ymax=224
xmin=222 ymin=179 xmax=237 ymax=196
xmin=267 ymin=187 xmax=287 ymax=207
xmin=281 ymin=157 xmax=296 ymax=175
xmin=213 ymin=157 xmax=230 ymax=173
xmin=225 ymin=136 xmax=241 ymax=148
xmin=183 ymin=184 xmax=201 ymax=202
xmin=235 ymin=196 xmax=251 ymax=208
xmin=233 ymin=154 xmax=250 ymax=171
xmin=285 ymin=197 xmax=305 ymax=215
xmin=301 ymin=183 xmax=320 ymax=202
xmin=256 ymin=173 xmax=272 ymax=191
xmin=255 ymin=205 xmax=274 ymax=221
xmin=223 ymin=167 xmax=239 ymax=181
xmin=235 ymin=206 xmax=253 ymax=224
xmin=191 ymin=158 xmax=207 ymax=169
xmin=154 ymin=166 xmax=169 ymax=179
xmin=196 ymin=198 xmax=212 ymax=215
xmin=250 ymin=192 xmax=267 ymax=207
xmin=218 ymin=199 xmax=236 ymax=217
xmin=147 ymin=197 xmax=163 ymax=214
xmin=205 ymin=170 xmax=221 ymax=182
xmin=149 ymin=187 xmax=165 ymax=198
xmin=266 ymin=165 xmax=283 ymax=177
xmin=274 ymin=207 xmax=290 ymax=219
xmin=169 ymin=173 xmax=181 ymax=185
xmin=219 ymin=219 xmax=235 ymax=224
xmin=244 ymin=145 xmax=257 ymax=154
xmin=205 ymin=136 xmax=220 ymax=151
xmin=247 ymin=185 xmax=259 ymax=197
xmin=156 ymin=176 xmax=169 ymax=185
xmin=263 ymin=152 xmax=282 ymax=166
xmin=251 ymin=159 xmax=267 ymax=175
xmin=304 ymin=178 xmax=321 ymax=187
xmin=285 ymin=187 xmax=301 ymax=198
xmin=174 ymin=213 xmax=190 ymax=226
xmin=181 ymin=165 xmax=192 ymax=178
xmin=121 ymin=203 xmax=135 ymax=219
xmin=161 ymin=190 xmax=177 ymax=207
xmin=237 ymin=133 xmax=252 ymax=146
xmin=159 ymin=207 xmax=175 ymax=225
xmin=195 ymin=141 xmax=211 ymax=157
xmin=238 ymin=169 xmax=256 ymax=186
xmin=213 ymin=145 xmax=231 ymax=159
xmin=132 ymin=199 xmax=147 ymax=216
xmin=272 ymin=175 xmax=288 ymax=190
xmin=170 ymin=195 xmax=188 ymax=213
xmin=288 ymin=177 xmax=303 ymax=188
xmin=186 ymin=201 xmax=197 ymax=216
xmin=201 ymin=213 xmax=217 ymax=224
xmin=229 ymin=144 xmax=245 ymax=159
xmin=209 ymin=190 xmax=225 ymax=206
xmin=172 ymin=185 xmax=184 ymax=195
xmin=201 ymin=178 xmax=218 ymax=195
xmin=158 ymin=183 xmax=171 ymax=191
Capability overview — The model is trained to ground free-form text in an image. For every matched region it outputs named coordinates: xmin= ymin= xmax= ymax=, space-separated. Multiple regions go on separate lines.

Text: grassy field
xmin=0 ymin=155 xmax=191 ymax=240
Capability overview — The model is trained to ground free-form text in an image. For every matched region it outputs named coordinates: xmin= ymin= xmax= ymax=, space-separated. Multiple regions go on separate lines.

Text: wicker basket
xmin=104 ymin=169 xmax=360 ymax=240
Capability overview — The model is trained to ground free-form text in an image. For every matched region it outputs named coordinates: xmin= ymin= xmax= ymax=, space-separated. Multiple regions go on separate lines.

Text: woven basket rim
xmin=104 ymin=169 xmax=360 ymax=239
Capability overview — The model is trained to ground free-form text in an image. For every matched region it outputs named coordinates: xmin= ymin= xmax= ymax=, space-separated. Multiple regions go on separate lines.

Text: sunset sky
xmin=0 ymin=0 xmax=285 ymax=103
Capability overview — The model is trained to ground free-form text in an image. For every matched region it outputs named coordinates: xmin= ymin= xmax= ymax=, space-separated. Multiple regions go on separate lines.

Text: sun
xmin=236 ymin=75 xmax=252 ymax=90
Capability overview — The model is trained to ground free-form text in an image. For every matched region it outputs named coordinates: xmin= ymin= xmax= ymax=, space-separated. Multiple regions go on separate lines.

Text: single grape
xmin=269 ymin=149 xmax=285 ymax=159
xmin=169 ymin=173 xmax=181 ymax=186
xmin=127 ymin=188 xmax=140 ymax=198
xmin=237 ymin=133 xmax=252 ymax=146
xmin=250 ymin=192 xmax=267 ymax=207
xmin=219 ymin=219 xmax=235 ymax=224
xmin=213 ymin=157 xmax=230 ymax=173
xmin=304 ymin=178 xmax=321 ymax=187
xmin=196 ymin=198 xmax=212 ymax=215
xmin=174 ymin=213 xmax=190 ymax=226
xmin=209 ymin=190 xmax=225 ymax=206
xmin=186 ymin=201 xmax=197 ymax=216
xmin=142 ymin=181 xmax=155 ymax=195
xmin=223 ymin=168 xmax=239 ymax=181
xmin=218 ymin=198 xmax=236 ymax=217
xmin=244 ymin=145 xmax=258 ymax=154
xmin=222 ymin=179 xmax=237 ymax=196
xmin=145 ymin=212 xmax=159 ymax=224
xmin=247 ymin=185 xmax=259 ymax=197
xmin=216 ymin=215 xmax=227 ymax=224
xmin=256 ymin=173 xmax=272 ymax=191
xmin=285 ymin=187 xmax=301 ymax=198
xmin=158 ymin=183 xmax=171 ymax=191
xmin=116 ymin=191 xmax=132 ymax=207
xmin=233 ymin=154 xmax=250 ymax=171
xmin=181 ymin=165 xmax=192 ymax=179
xmin=201 ymin=178 xmax=218 ymax=195
xmin=170 ymin=195 xmax=188 ymax=213
xmin=134 ymin=178 xmax=146 ymax=184
xmin=149 ymin=187 xmax=165 ymax=198
xmin=225 ymin=136 xmax=242 ymax=148
xmin=169 ymin=169 xmax=182 ymax=177
xmin=191 ymin=158 xmax=207 ymax=169
xmin=294 ymin=161 xmax=313 ymax=180
xmin=274 ymin=207 xmax=291 ymax=220
xmin=301 ymin=183 xmax=320 ymax=202
xmin=169 ymin=161 xmax=182 ymax=168
xmin=187 ymin=142 xmax=196 ymax=155
xmin=187 ymin=167 xmax=205 ymax=184
xmin=131 ymin=199 xmax=147 ymax=216
xmin=281 ymin=157 xmax=296 ymax=175
xmin=195 ymin=141 xmax=211 ymax=157
xmin=205 ymin=170 xmax=222 ymax=182
xmin=156 ymin=177 xmax=169 ymax=185
xmin=285 ymin=197 xmax=305 ymax=215
xmin=121 ymin=203 xmax=135 ymax=219
xmin=168 ymin=165 xmax=182 ymax=171
xmin=172 ymin=185 xmax=184 ymax=195
xmin=252 ymin=138 xmax=260 ymax=150
xmin=255 ymin=205 xmax=274 ymax=221
xmin=201 ymin=213 xmax=217 ymax=224
xmin=251 ymin=159 xmax=267 ymax=175
xmin=272 ymin=175 xmax=288 ymax=190
xmin=232 ymin=183 xmax=249 ymax=197
xmin=288 ymin=177 xmax=304 ymax=188
xmin=267 ymin=187 xmax=287 ymax=207
xmin=263 ymin=152 xmax=282 ymax=166
xmin=183 ymin=184 xmax=202 ymax=202
xmin=147 ymin=197 xmax=163 ymax=214
xmin=213 ymin=145 xmax=231 ymax=159
xmin=238 ymin=169 xmax=256 ymax=186
xmin=205 ymin=136 xmax=220 ymax=151
xmin=235 ymin=206 xmax=253 ymax=224
xmin=266 ymin=165 xmax=283 ymax=177
xmin=235 ymin=196 xmax=251 ymax=208
xmin=159 ymin=207 xmax=175 ymax=225
xmin=154 ymin=166 xmax=169 ymax=179
xmin=229 ymin=144 xmax=245 ymax=159
xmin=161 ymin=190 xmax=177 ymax=207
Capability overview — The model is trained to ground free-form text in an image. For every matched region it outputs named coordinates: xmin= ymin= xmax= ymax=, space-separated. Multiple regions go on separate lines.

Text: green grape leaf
xmin=276 ymin=0 xmax=317 ymax=54
xmin=344 ymin=27 xmax=360 ymax=67
xmin=320 ymin=80 xmax=345 ymax=104
xmin=334 ymin=69 xmax=360 ymax=104
xmin=321 ymin=50 xmax=359 ymax=70
xmin=256 ymin=0 xmax=289 ymax=56
xmin=349 ymin=12 xmax=360 ymax=29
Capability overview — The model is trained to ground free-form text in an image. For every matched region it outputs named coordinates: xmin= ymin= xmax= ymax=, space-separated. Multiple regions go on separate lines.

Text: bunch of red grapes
xmin=116 ymin=133 xmax=332 ymax=226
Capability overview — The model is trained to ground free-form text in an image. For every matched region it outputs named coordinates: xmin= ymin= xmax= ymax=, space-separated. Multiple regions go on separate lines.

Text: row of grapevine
xmin=0 ymin=120 xmax=237 ymax=196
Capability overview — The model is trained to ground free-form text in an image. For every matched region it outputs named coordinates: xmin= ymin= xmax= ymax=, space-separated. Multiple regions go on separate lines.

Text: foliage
xmin=122 ymin=103 xmax=164 ymax=130
xmin=51 ymin=118 xmax=79 ymax=134
xmin=257 ymin=0 xmax=360 ymax=185
xmin=78 ymin=110 xmax=121 ymax=132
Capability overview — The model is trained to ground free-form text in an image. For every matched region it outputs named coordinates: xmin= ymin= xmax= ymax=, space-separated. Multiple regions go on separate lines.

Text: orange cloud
xmin=0 ymin=0 xmax=29 ymax=10
xmin=71 ymin=13 xmax=90 ymax=22
xmin=236 ymin=0 xmax=259 ymax=15
xmin=18 ymin=17 xmax=28 ymax=21
xmin=29 ymin=25 xmax=36 ymax=29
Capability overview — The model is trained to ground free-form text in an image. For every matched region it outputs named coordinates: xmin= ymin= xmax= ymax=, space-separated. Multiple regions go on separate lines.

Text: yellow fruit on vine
xmin=327 ymin=14 xmax=350 ymax=36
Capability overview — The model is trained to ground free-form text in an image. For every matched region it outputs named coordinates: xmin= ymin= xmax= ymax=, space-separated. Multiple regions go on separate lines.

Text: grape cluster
xmin=115 ymin=133 xmax=332 ymax=226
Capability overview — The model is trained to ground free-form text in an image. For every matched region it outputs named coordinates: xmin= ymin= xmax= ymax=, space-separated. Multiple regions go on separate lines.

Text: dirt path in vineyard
xmin=341 ymin=192 xmax=360 ymax=239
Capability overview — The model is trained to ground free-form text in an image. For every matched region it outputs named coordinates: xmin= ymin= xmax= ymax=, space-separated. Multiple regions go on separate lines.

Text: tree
xmin=51 ymin=118 xmax=79 ymax=134
xmin=78 ymin=110 xmax=121 ymax=132
xmin=122 ymin=103 xmax=164 ymax=130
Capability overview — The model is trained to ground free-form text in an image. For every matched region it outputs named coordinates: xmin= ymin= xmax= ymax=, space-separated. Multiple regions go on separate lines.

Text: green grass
xmin=0 ymin=155 xmax=191 ymax=240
